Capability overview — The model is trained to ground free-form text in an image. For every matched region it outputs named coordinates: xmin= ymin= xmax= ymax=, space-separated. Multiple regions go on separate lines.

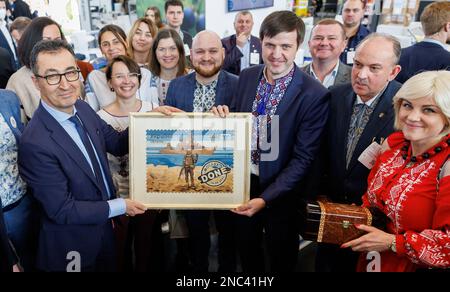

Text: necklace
xmin=401 ymin=134 xmax=450 ymax=167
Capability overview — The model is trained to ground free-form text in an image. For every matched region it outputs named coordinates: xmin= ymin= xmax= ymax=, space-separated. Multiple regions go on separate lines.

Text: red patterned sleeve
xmin=396 ymin=176 xmax=450 ymax=268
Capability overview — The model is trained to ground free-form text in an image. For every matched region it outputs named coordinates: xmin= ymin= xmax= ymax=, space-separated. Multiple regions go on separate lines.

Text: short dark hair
xmin=259 ymin=11 xmax=305 ymax=48
xmin=30 ymin=39 xmax=75 ymax=75
xmin=149 ymin=28 xmax=187 ymax=78
xmin=105 ymin=55 xmax=142 ymax=86
xmin=165 ymin=0 xmax=184 ymax=13
xmin=18 ymin=17 xmax=66 ymax=69
xmin=343 ymin=0 xmax=367 ymax=9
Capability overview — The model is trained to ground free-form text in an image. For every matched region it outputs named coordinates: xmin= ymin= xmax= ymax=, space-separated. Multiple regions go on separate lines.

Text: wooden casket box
xmin=302 ymin=201 xmax=386 ymax=245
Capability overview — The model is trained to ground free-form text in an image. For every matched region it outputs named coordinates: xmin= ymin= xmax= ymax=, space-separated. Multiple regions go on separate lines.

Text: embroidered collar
xmin=401 ymin=134 xmax=450 ymax=166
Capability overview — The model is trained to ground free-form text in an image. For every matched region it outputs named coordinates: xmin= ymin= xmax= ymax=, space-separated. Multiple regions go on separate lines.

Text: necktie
xmin=346 ymin=103 xmax=368 ymax=168
xmin=69 ymin=114 xmax=108 ymax=196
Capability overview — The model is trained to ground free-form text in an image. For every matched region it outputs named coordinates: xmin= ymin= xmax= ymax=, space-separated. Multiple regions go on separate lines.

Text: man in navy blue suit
xmin=396 ymin=1 xmax=450 ymax=84
xmin=165 ymin=30 xmax=239 ymax=272
xmin=18 ymin=40 xmax=146 ymax=272
xmin=216 ymin=11 xmax=330 ymax=272
xmin=314 ymin=33 xmax=402 ymax=272
xmin=222 ymin=10 xmax=263 ymax=75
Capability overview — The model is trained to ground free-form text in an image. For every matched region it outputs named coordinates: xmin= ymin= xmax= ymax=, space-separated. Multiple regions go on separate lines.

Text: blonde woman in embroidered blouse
xmin=342 ymin=71 xmax=450 ymax=272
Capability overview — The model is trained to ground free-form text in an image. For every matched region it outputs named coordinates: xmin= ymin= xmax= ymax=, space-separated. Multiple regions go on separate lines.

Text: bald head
xmin=191 ymin=30 xmax=225 ymax=79
xmin=192 ymin=30 xmax=223 ymax=50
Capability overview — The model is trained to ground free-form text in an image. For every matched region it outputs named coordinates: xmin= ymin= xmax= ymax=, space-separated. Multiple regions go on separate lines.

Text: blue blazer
xmin=396 ymin=41 xmax=450 ymax=84
xmin=222 ymin=35 xmax=263 ymax=75
xmin=232 ymin=65 xmax=330 ymax=204
xmin=165 ymin=70 xmax=239 ymax=111
xmin=0 ymin=30 xmax=18 ymax=71
xmin=320 ymin=81 xmax=402 ymax=204
xmin=18 ymin=100 xmax=128 ymax=271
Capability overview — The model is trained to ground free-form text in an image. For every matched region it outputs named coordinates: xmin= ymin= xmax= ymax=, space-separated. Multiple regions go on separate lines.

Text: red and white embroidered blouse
xmin=358 ymin=131 xmax=450 ymax=272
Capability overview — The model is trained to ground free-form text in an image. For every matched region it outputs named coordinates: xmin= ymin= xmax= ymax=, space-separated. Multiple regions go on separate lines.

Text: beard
xmin=193 ymin=61 xmax=223 ymax=78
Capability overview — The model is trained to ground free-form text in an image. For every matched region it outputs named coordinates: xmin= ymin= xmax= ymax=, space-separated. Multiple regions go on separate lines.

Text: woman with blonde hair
xmin=127 ymin=18 xmax=158 ymax=68
xmin=342 ymin=71 xmax=450 ymax=272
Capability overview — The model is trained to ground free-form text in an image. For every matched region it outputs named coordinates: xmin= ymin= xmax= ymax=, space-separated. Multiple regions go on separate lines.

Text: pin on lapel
xmin=379 ymin=113 xmax=385 ymax=118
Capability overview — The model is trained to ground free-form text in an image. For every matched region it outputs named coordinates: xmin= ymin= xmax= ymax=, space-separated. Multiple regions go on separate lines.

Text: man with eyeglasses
xmin=18 ymin=39 xmax=147 ymax=272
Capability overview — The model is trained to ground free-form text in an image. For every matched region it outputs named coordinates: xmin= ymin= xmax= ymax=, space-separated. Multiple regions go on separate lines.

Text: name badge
xmin=346 ymin=51 xmax=356 ymax=65
xmin=10 ymin=116 xmax=17 ymax=129
xmin=358 ymin=141 xmax=382 ymax=169
xmin=250 ymin=52 xmax=260 ymax=65
xmin=184 ymin=44 xmax=191 ymax=56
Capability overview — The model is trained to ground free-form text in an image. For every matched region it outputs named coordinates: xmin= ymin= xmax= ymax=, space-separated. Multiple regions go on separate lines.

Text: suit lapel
xmin=347 ymin=85 xmax=394 ymax=171
xmin=75 ymin=105 xmax=115 ymax=197
xmin=335 ymin=62 xmax=351 ymax=85
xmin=214 ymin=71 xmax=226 ymax=106
xmin=274 ymin=66 xmax=303 ymax=118
xmin=339 ymin=89 xmax=356 ymax=169
xmin=186 ymin=73 xmax=196 ymax=112
xmin=37 ymin=105 xmax=100 ymax=188
xmin=243 ymin=66 xmax=264 ymax=112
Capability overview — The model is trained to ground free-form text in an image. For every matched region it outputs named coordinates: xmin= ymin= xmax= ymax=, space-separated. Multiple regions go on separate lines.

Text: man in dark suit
xmin=340 ymin=0 xmax=370 ymax=65
xmin=165 ymin=30 xmax=239 ymax=272
xmin=0 ymin=0 xmax=18 ymax=70
xmin=221 ymin=10 xmax=262 ymax=76
xmin=0 ymin=47 xmax=14 ymax=88
xmin=396 ymin=1 xmax=450 ymax=84
xmin=315 ymin=33 xmax=402 ymax=272
xmin=18 ymin=40 xmax=146 ymax=272
xmin=303 ymin=18 xmax=351 ymax=88
xmin=165 ymin=0 xmax=192 ymax=51
xmin=216 ymin=11 xmax=329 ymax=272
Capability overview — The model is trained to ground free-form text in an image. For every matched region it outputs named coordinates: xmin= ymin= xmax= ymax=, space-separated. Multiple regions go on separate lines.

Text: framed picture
xmin=129 ymin=112 xmax=252 ymax=209
xmin=227 ymin=0 xmax=274 ymax=12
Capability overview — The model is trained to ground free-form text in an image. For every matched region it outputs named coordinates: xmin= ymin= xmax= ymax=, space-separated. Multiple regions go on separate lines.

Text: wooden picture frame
xmin=129 ymin=112 xmax=252 ymax=209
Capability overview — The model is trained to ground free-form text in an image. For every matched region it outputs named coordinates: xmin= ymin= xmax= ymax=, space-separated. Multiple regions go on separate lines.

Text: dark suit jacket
xmin=222 ymin=35 xmax=263 ymax=75
xmin=11 ymin=0 xmax=32 ymax=19
xmin=182 ymin=30 xmax=193 ymax=49
xmin=0 ymin=29 xmax=18 ymax=71
xmin=18 ymin=100 xmax=128 ymax=271
xmin=321 ymin=81 xmax=402 ymax=204
xmin=396 ymin=41 xmax=450 ymax=84
xmin=165 ymin=70 xmax=238 ymax=111
xmin=302 ymin=61 xmax=351 ymax=88
xmin=232 ymin=65 xmax=330 ymax=205
xmin=0 ymin=47 xmax=14 ymax=88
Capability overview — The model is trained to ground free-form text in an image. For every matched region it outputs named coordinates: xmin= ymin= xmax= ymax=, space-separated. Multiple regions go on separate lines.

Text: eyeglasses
xmin=111 ymin=73 xmax=140 ymax=81
xmin=35 ymin=69 xmax=81 ymax=85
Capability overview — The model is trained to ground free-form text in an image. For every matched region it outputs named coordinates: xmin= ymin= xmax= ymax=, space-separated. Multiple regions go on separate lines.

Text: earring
xmin=110 ymin=88 xmax=115 ymax=92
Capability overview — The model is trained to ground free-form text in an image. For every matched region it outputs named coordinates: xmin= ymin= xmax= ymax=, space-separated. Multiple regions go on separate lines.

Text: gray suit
xmin=302 ymin=61 xmax=351 ymax=88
